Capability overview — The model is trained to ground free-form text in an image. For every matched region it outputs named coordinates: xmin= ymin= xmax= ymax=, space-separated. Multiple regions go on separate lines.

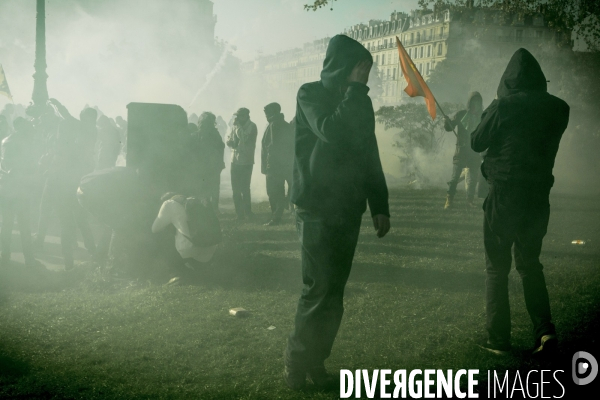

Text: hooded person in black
xmin=284 ymin=35 xmax=390 ymax=390
xmin=443 ymin=91 xmax=484 ymax=208
xmin=261 ymin=102 xmax=293 ymax=226
xmin=193 ymin=112 xmax=225 ymax=212
xmin=471 ymin=49 xmax=569 ymax=356
xmin=0 ymin=118 xmax=40 ymax=268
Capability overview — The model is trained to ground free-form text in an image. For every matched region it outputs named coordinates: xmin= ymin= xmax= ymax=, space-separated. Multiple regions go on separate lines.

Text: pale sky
xmin=213 ymin=0 xmax=419 ymax=61
xmin=0 ymin=0 xmax=419 ymax=114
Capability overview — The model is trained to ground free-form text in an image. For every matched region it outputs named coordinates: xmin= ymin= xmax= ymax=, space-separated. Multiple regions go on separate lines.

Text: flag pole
xmin=396 ymin=36 xmax=458 ymax=137
xmin=433 ymin=97 xmax=457 ymax=137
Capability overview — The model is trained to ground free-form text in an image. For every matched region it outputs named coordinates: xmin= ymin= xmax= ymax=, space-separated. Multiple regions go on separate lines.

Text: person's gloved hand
xmin=348 ymin=60 xmax=372 ymax=85
xmin=372 ymin=214 xmax=390 ymax=238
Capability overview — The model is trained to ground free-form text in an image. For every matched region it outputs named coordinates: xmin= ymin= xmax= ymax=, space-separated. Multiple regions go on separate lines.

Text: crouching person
xmin=151 ymin=193 xmax=222 ymax=284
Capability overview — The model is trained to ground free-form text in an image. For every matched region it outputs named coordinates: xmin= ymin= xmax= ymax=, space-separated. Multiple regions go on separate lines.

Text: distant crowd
xmin=0 ymin=99 xmax=294 ymax=278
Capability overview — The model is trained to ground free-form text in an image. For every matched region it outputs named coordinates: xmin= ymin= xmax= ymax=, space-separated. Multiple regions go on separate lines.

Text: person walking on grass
xmin=471 ymin=48 xmax=569 ymax=357
xmin=226 ymin=108 xmax=257 ymax=220
xmin=261 ymin=102 xmax=293 ymax=226
xmin=284 ymin=34 xmax=390 ymax=391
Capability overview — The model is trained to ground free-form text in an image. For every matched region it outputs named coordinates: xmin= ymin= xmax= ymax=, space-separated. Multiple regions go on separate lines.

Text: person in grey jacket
xmin=226 ymin=108 xmax=257 ymax=220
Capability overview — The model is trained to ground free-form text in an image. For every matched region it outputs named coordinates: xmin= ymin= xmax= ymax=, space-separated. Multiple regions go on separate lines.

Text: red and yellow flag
xmin=395 ymin=36 xmax=436 ymax=120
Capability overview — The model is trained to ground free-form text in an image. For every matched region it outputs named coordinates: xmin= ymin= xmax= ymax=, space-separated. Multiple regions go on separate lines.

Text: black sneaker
xmin=307 ymin=366 xmax=337 ymax=390
xmin=477 ymin=339 xmax=511 ymax=356
xmin=531 ymin=334 xmax=557 ymax=357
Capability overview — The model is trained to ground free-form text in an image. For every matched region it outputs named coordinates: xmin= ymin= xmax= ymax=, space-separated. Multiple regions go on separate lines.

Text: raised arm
xmin=151 ymin=201 xmax=173 ymax=233
xmin=48 ymin=98 xmax=76 ymax=122
xmin=471 ymin=100 xmax=500 ymax=153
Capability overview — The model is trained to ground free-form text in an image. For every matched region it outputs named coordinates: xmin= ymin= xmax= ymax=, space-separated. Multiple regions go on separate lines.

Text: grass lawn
xmin=0 ymin=188 xmax=599 ymax=399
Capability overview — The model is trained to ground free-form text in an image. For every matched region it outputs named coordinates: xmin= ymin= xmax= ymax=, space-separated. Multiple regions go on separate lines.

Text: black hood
xmin=497 ymin=48 xmax=547 ymax=98
xmin=320 ymin=35 xmax=372 ymax=91
xmin=466 ymin=91 xmax=482 ymax=112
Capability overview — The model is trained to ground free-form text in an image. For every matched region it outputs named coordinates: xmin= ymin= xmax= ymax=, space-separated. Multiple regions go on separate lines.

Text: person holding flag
xmin=442 ymin=92 xmax=484 ymax=209
xmin=394 ymin=37 xmax=482 ymax=208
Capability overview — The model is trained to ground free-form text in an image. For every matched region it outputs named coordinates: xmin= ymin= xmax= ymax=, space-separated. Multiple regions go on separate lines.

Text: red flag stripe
xmin=395 ymin=36 xmax=437 ymax=120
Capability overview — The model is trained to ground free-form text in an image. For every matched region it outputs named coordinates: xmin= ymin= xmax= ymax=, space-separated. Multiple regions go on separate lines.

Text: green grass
xmin=0 ymin=189 xmax=599 ymax=399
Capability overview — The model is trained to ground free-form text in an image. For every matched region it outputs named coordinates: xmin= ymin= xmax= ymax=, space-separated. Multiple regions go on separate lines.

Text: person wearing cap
xmin=284 ymin=34 xmax=390 ymax=390
xmin=471 ymin=48 xmax=569 ymax=357
xmin=261 ymin=102 xmax=293 ymax=226
xmin=226 ymin=108 xmax=257 ymax=220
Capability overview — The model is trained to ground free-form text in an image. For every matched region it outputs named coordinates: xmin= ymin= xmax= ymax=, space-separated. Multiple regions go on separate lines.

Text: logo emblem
xmin=572 ymin=351 xmax=598 ymax=385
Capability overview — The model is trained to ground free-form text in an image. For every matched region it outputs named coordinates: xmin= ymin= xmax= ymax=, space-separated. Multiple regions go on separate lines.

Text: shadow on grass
xmin=351 ymin=261 xmax=484 ymax=293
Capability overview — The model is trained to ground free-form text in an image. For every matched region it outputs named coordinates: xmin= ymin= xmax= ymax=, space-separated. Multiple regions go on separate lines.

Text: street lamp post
xmin=31 ymin=0 xmax=48 ymax=109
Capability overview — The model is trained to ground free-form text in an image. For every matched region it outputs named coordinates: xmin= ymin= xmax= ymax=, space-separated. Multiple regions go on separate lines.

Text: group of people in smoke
xmin=0 ymin=99 xmax=126 ymax=270
xmin=0 ymin=32 xmax=570 ymax=393
xmin=0 ymin=95 xmax=295 ymax=273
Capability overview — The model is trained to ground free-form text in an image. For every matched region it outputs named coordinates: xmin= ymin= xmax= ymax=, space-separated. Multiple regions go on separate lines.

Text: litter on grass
xmin=267 ymin=326 xmax=276 ymax=330
xmin=572 ymin=240 xmax=586 ymax=245
xmin=229 ymin=308 xmax=250 ymax=317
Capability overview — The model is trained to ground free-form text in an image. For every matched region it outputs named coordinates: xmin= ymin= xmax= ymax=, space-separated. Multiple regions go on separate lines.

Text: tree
xmin=304 ymin=0 xmax=337 ymax=11
xmin=375 ymin=102 xmax=461 ymax=183
xmin=419 ymin=0 xmax=599 ymax=51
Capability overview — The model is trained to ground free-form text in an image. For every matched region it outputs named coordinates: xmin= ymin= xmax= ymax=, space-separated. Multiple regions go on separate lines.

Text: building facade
xmin=242 ymin=6 xmax=562 ymax=107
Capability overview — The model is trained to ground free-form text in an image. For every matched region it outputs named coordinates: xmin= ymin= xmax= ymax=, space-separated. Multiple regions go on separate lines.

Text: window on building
xmin=426 ymin=63 xmax=430 ymax=75
xmin=375 ymin=55 xmax=379 ymax=64
xmin=420 ymin=46 xmax=424 ymax=58
xmin=382 ymin=54 xmax=386 ymax=65
xmin=440 ymin=26 xmax=445 ymax=38
xmin=427 ymin=45 xmax=431 ymax=57
xmin=410 ymin=33 xmax=414 ymax=44
xmin=444 ymin=10 xmax=450 ymax=21
xmin=438 ymin=42 xmax=443 ymax=55
xmin=393 ymin=68 xmax=396 ymax=79
xmin=516 ymin=29 xmax=523 ymax=42
xmin=416 ymin=32 xmax=420 ymax=43
xmin=430 ymin=29 xmax=433 ymax=41
xmin=408 ymin=48 xmax=412 ymax=58
xmin=418 ymin=63 xmax=422 ymax=73
xmin=387 ymin=69 xmax=390 ymax=79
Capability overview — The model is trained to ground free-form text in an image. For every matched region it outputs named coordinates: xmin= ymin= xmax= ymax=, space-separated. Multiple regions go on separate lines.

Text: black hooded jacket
xmin=444 ymin=91 xmax=483 ymax=165
xmin=471 ymin=49 xmax=569 ymax=185
xmin=261 ymin=113 xmax=293 ymax=175
xmin=290 ymin=34 xmax=389 ymax=218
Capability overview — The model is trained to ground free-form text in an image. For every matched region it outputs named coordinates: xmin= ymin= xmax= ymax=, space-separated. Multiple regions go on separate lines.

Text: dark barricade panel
xmin=126 ymin=102 xmax=189 ymax=195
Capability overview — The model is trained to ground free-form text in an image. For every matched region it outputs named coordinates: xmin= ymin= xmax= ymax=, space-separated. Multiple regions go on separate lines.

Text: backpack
xmin=180 ymin=197 xmax=222 ymax=247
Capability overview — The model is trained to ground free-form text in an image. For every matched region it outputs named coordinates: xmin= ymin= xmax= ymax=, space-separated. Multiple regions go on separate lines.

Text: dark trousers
xmin=36 ymin=177 xmax=96 ymax=268
xmin=231 ymin=164 xmax=253 ymax=217
xmin=483 ymin=182 xmax=555 ymax=345
xmin=448 ymin=159 xmax=480 ymax=199
xmin=286 ymin=209 xmax=362 ymax=368
xmin=266 ymin=173 xmax=291 ymax=221
xmin=207 ymin=172 xmax=221 ymax=213
xmin=1 ymin=196 xmax=34 ymax=265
